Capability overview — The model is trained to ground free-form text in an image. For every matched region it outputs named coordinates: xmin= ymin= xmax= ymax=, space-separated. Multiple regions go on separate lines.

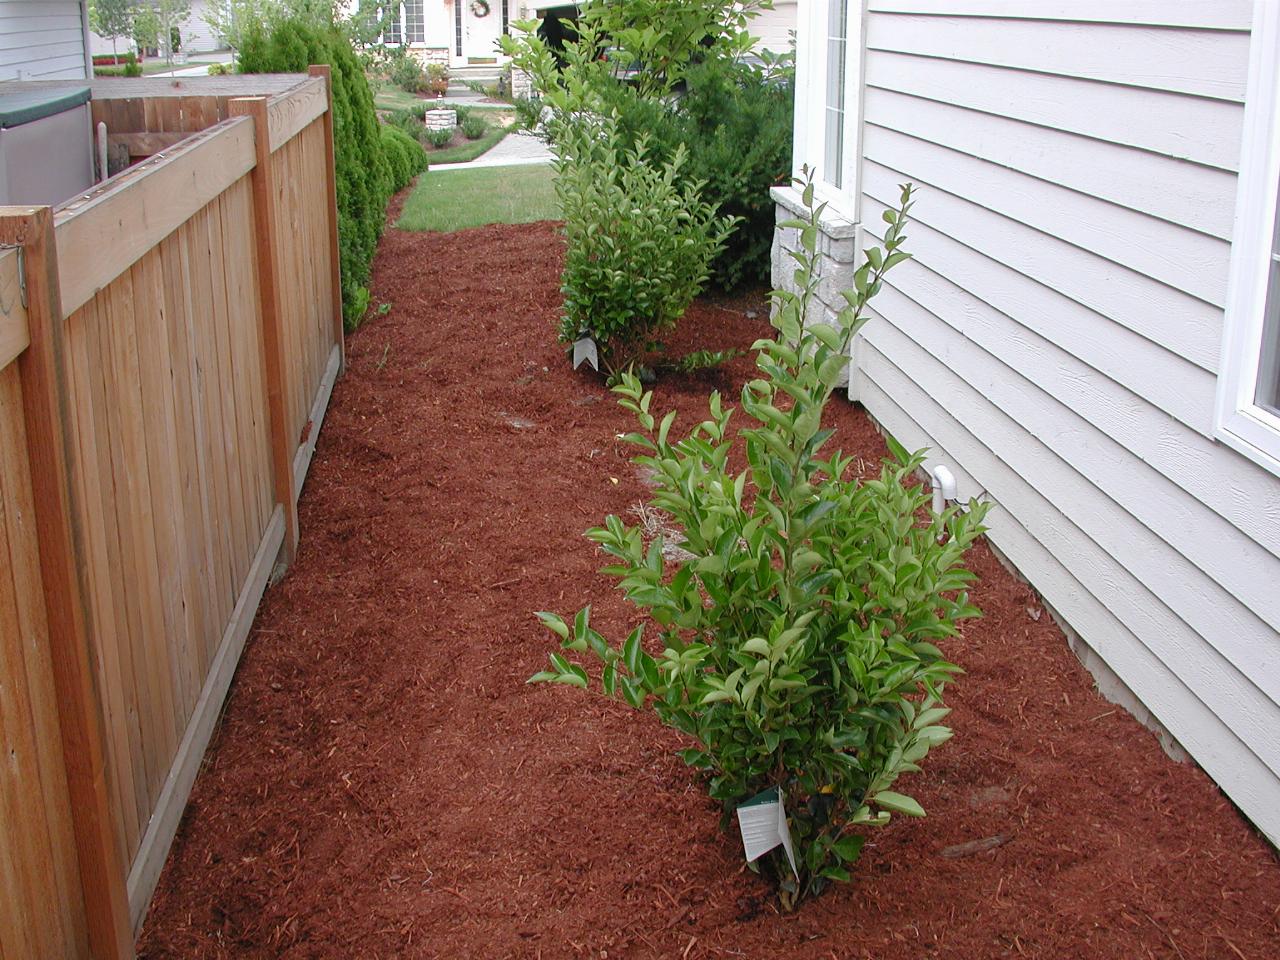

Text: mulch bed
xmin=138 ymin=216 xmax=1280 ymax=959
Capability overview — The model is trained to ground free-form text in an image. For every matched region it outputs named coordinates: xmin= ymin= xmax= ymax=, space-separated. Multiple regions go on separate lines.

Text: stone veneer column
xmin=768 ymin=185 xmax=860 ymax=388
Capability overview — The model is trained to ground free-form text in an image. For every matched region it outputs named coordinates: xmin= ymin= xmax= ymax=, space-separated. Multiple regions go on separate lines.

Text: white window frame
xmin=1216 ymin=0 xmax=1280 ymax=475
xmin=791 ymin=0 xmax=864 ymax=218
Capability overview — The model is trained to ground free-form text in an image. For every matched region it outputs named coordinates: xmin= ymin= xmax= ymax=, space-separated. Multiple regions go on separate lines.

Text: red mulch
xmin=137 ymin=217 xmax=1280 ymax=959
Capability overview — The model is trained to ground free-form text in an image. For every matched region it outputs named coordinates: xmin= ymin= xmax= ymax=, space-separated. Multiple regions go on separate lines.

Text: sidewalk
xmin=145 ymin=49 xmax=234 ymax=78
xmin=431 ymin=130 xmax=553 ymax=170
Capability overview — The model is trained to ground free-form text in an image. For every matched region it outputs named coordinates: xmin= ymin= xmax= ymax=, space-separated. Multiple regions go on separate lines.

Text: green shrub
xmin=554 ymin=112 xmax=737 ymax=374
xmin=238 ymin=13 xmax=392 ymax=329
xmin=386 ymin=108 xmax=420 ymax=136
xmin=512 ymin=94 xmax=543 ymax=131
xmin=676 ymin=59 xmax=794 ymax=289
xmin=461 ymin=114 xmax=488 ymax=140
xmin=531 ymin=178 xmax=989 ymax=909
xmin=585 ymin=58 xmax=793 ymax=290
xmin=391 ymin=53 xmax=428 ymax=93
xmin=380 ymin=124 xmax=428 ymax=191
xmin=422 ymin=127 xmax=454 ymax=148
xmin=207 ymin=62 xmax=230 ymax=76
xmin=94 ymin=62 xmax=143 ymax=77
xmin=505 ymin=14 xmax=793 ymax=291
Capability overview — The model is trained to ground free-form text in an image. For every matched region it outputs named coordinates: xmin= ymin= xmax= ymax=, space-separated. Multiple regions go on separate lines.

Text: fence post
xmin=309 ymin=64 xmax=346 ymax=373
xmin=0 ymin=206 xmax=134 ymax=959
xmin=229 ymin=96 xmax=300 ymax=564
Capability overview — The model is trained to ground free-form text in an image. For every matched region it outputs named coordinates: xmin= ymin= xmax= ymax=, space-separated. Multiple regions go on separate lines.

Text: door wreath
xmin=470 ymin=0 xmax=491 ymax=16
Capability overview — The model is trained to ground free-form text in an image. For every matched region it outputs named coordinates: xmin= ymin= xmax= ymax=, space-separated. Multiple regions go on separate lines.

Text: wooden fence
xmin=0 ymin=71 xmax=344 ymax=959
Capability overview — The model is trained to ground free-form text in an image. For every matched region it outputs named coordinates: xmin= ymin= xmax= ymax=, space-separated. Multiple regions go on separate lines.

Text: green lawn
xmin=397 ymin=165 xmax=559 ymax=232
xmin=375 ymin=87 xmax=514 ymax=113
xmin=374 ymin=87 xmax=425 ymax=111
xmin=421 ymin=125 xmax=508 ymax=165
xmin=141 ymin=59 xmax=216 ymax=75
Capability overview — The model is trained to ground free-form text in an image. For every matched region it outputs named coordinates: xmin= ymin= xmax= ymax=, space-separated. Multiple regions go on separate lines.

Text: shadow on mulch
xmin=138 ymin=217 xmax=1280 ymax=959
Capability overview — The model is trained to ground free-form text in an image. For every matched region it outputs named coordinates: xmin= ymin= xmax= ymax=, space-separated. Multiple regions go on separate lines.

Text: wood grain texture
xmin=54 ymin=118 xmax=255 ymax=315
xmin=309 ymin=64 xmax=347 ymax=369
xmin=0 ymin=207 xmax=134 ymax=959
xmin=0 ymin=340 xmax=91 ymax=960
xmin=0 ymin=72 xmax=343 ymax=945
xmin=266 ymin=77 xmax=328 ymax=153
xmin=230 ymin=95 xmax=299 ymax=560
xmin=127 ymin=508 xmax=285 ymax=926
xmin=0 ymin=249 xmax=28 ymax=370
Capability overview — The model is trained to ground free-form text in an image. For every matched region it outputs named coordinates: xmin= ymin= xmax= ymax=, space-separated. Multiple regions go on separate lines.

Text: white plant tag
xmin=736 ymin=786 xmax=799 ymax=878
xmin=572 ymin=336 xmax=599 ymax=371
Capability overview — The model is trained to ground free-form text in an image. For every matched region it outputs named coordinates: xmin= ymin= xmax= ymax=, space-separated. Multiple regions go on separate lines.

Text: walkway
xmin=433 ymin=130 xmax=552 ymax=170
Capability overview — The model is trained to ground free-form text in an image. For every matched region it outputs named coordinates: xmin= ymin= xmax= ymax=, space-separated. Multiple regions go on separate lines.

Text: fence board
xmin=0 ymin=361 xmax=90 ymax=960
xmin=0 ymin=207 xmax=134 ymax=959
xmin=55 ymin=117 xmax=255 ymax=316
xmin=64 ymin=298 xmax=144 ymax=858
xmin=0 ymin=70 xmax=343 ymax=946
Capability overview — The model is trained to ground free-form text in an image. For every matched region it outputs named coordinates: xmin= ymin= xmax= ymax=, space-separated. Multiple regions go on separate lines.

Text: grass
xmin=141 ymin=59 xmax=217 ymax=75
xmin=374 ymin=86 xmax=515 ymax=112
xmin=374 ymin=87 xmax=425 ymax=112
xmin=397 ymin=165 xmax=559 ymax=232
xmin=422 ymin=125 xmax=508 ymax=165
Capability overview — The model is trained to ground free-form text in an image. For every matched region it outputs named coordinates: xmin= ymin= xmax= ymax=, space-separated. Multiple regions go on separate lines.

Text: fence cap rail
xmin=54 ymin=116 xmax=256 ymax=316
xmin=0 ymin=74 xmax=313 ymax=101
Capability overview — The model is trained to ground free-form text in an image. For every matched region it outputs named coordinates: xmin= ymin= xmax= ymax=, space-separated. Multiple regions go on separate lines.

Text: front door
xmin=455 ymin=0 xmax=503 ymax=65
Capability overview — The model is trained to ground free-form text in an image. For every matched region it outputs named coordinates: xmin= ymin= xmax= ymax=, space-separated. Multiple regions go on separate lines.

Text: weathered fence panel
xmin=0 ymin=248 xmax=92 ymax=960
xmin=0 ymin=70 xmax=345 ymax=958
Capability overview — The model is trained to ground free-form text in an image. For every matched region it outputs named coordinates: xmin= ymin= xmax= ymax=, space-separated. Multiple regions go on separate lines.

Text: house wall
xmin=0 ymin=0 xmax=90 ymax=80
xmin=752 ymin=0 xmax=797 ymax=54
xmin=89 ymin=0 xmax=223 ymax=57
xmin=774 ymin=0 xmax=1280 ymax=847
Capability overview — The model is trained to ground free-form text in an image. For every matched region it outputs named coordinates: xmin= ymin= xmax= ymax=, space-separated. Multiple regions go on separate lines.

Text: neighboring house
xmin=378 ymin=0 xmax=517 ymax=68
xmin=377 ymin=0 xmax=794 ymax=70
xmin=776 ymin=0 xmax=1280 ymax=848
xmin=752 ymin=0 xmax=796 ymax=54
xmin=0 ymin=0 xmax=93 ymax=80
xmin=88 ymin=0 xmax=226 ymax=59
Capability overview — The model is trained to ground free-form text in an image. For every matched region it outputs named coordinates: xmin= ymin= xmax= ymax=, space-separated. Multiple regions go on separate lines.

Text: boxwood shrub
xmin=238 ymin=15 xmax=393 ymax=329
xmin=381 ymin=124 xmax=428 ymax=191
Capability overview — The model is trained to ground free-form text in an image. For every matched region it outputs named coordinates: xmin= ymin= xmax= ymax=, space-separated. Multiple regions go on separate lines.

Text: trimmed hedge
xmin=94 ymin=62 xmax=143 ymax=77
xmin=238 ymin=16 xmax=396 ymax=329
xmin=381 ymin=124 xmax=429 ymax=191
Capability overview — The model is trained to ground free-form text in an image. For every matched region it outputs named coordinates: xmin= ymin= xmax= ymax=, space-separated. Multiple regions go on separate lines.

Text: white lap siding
xmin=0 ymin=1 xmax=88 ymax=80
xmin=778 ymin=0 xmax=1280 ymax=846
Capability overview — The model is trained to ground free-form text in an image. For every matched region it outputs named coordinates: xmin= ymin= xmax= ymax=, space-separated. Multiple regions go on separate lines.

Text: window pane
xmin=405 ymin=1 xmax=424 ymax=44
xmin=822 ymin=0 xmax=849 ymax=188
xmin=385 ymin=3 xmax=402 ymax=44
xmin=1254 ymin=204 xmax=1280 ymax=415
xmin=824 ymin=107 xmax=844 ymax=185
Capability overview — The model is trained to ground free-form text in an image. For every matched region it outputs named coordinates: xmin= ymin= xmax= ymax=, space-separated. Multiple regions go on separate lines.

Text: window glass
xmin=385 ymin=3 xmax=402 ymax=44
xmin=823 ymin=0 xmax=848 ymax=188
xmin=405 ymin=1 xmax=425 ymax=44
xmin=1255 ymin=202 xmax=1280 ymax=416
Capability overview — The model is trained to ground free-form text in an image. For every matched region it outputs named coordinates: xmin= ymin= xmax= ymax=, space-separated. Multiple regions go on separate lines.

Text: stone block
xmin=424 ymin=109 xmax=457 ymax=131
